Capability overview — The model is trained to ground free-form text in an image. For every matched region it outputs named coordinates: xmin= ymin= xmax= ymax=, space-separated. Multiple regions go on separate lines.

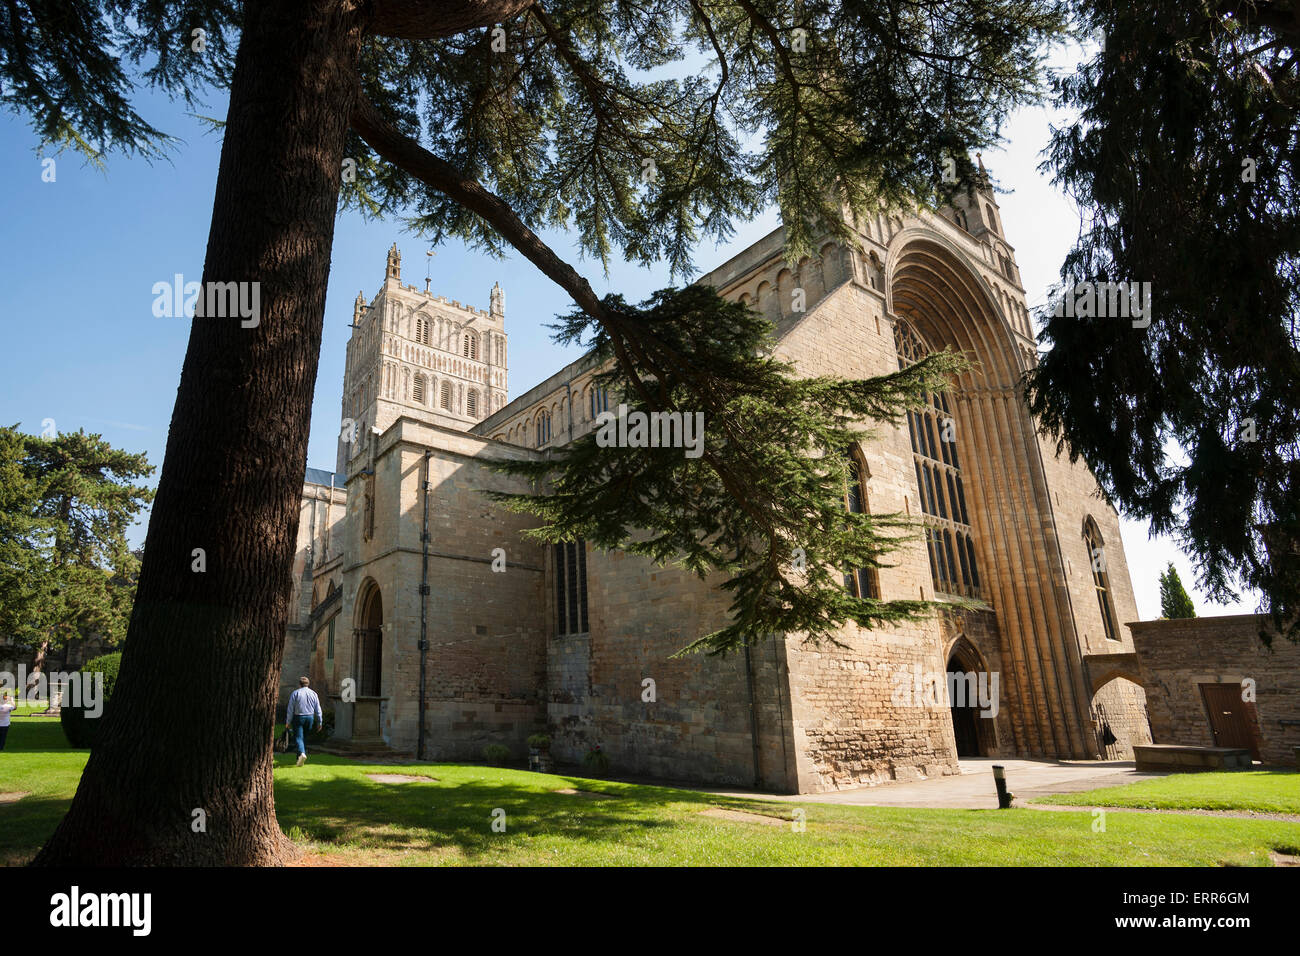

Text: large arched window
xmin=1084 ymin=517 xmax=1120 ymax=642
xmin=894 ymin=319 xmax=981 ymax=599
xmin=536 ymin=409 xmax=552 ymax=446
xmin=842 ymin=446 xmax=881 ymax=599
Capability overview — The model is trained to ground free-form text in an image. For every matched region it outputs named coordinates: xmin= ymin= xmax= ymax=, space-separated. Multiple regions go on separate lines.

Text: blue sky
xmin=0 ymin=45 xmax=1258 ymax=620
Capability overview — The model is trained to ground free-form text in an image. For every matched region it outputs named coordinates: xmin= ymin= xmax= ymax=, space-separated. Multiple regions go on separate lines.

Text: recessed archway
xmin=945 ymin=635 xmax=995 ymax=758
xmin=886 ymin=231 xmax=1096 ymax=760
xmin=354 ymin=579 xmax=384 ymax=697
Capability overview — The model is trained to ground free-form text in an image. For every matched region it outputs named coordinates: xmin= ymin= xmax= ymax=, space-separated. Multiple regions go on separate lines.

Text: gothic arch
xmin=944 ymin=633 xmax=998 ymax=757
xmin=353 ymin=578 xmax=384 ymax=698
xmin=885 ymin=228 xmax=1094 ymax=759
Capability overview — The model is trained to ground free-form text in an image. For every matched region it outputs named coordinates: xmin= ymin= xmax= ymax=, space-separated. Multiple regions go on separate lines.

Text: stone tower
xmin=336 ymin=245 xmax=509 ymax=475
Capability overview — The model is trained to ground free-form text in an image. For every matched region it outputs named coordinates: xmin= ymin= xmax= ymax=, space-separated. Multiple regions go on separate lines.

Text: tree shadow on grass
xmin=272 ymin=768 xmax=751 ymax=865
xmin=1 ymin=718 xmax=84 ymax=754
xmin=0 ymin=794 xmax=72 ymax=865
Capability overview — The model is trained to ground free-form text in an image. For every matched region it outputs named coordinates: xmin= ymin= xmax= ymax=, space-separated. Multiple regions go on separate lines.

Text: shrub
xmin=60 ymin=651 xmax=122 ymax=749
xmin=482 ymin=743 xmax=512 ymax=765
xmin=527 ymin=733 xmax=551 ymax=751
xmin=309 ymin=708 xmax=335 ymax=742
xmin=582 ymin=744 xmax=610 ymax=774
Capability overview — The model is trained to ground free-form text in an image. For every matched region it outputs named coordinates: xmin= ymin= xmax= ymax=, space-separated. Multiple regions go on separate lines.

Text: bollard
xmin=992 ymin=764 xmax=1013 ymax=809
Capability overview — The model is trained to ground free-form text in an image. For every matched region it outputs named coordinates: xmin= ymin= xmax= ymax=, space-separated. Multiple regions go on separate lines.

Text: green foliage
xmin=59 ymin=651 xmax=122 ymax=749
xmin=0 ymin=426 xmax=50 ymax=640
xmin=310 ymin=709 xmax=336 ymax=742
xmin=1158 ymin=563 xmax=1197 ymax=620
xmin=582 ymin=745 xmax=611 ymax=774
xmin=527 ymin=733 xmax=551 ymax=750
xmin=0 ymin=425 xmax=153 ymax=653
xmin=341 ymin=0 xmax=1068 ymax=269
xmin=0 ymin=1 xmax=241 ymax=163
xmin=491 ymin=286 xmax=974 ymax=654
xmin=1027 ymin=1 xmax=1300 ymax=640
xmin=482 ymin=743 xmax=512 ymax=765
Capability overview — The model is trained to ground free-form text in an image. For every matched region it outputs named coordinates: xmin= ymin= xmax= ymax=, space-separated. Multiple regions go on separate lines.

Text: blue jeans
xmin=291 ymin=714 xmax=317 ymax=756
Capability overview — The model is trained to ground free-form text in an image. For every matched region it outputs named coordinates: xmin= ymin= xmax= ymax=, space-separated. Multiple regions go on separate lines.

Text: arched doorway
xmin=355 ymin=582 xmax=383 ymax=697
xmin=946 ymin=637 xmax=993 ymax=758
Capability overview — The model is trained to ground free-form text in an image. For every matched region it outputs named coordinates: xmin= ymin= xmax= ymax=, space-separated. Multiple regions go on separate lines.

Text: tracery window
xmin=1084 ymin=517 xmax=1120 ymax=642
xmin=894 ymin=319 xmax=981 ymax=599
xmin=842 ymin=445 xmax=881 ymax=600
xmin=536 ymin=409 xmax=552 ymax=446
xmin=554 ymin=540 xmax=589 ymax=636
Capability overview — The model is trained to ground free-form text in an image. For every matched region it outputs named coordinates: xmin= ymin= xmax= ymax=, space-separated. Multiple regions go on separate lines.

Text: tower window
xmin=895 ymin=319 xmax=981 ymax=600
xmin=466 ymin=389 xmax=479 ymax=417
xmin=412 ymin=374 xmax=426 ymax=404
xmin=1085 ymin=518 xmax=1120 ymax=642
xmin=463 ymin=333 xmax=478 ymax=360
xmin=841 ymin=446 xmax=881 ymax=599
xmin=554 ymin=540 xmax=589 ymax=636
xmin=440 ymin=381 xmax=452 ymax=410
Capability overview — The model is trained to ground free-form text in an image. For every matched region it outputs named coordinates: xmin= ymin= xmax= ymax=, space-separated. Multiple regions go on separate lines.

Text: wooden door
xmin=1198 ymin=683 xmax=1260 ymax=759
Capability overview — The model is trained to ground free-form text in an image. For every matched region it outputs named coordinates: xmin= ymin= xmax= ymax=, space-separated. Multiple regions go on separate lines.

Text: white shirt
xmin=286 ymin=687 xmax=322 ymax=723
xmin=0 ymin=701 xmax=15 ymax=727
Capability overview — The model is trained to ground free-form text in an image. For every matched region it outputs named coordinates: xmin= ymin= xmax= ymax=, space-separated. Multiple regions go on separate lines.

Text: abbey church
xmin=280 ymin=168 xmax=1153 ymax=793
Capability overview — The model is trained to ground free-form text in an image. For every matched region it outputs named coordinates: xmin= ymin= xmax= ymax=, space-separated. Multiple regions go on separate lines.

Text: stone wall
xmin=336 ymin=420 xmax=548 ymax=757
xmin=1132 ymin=615 xmax=1300 ymax=765
xmin=550 ymin=546 xmax=797 ymax=790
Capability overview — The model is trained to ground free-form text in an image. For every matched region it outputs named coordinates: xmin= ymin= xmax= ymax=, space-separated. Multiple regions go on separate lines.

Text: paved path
xmin=705 ymin=758 xmax=1165 ymax=810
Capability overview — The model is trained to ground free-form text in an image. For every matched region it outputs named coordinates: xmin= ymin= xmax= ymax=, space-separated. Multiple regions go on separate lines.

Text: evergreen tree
xmin=1026 ymin=1 xmax=1300 ymax=641
xmin=0 ymin=426 xmax=153 ymax=678
xmin=1158 ymin=562 xmax=1197 ymax=620
xmin=0 ymin=426 xmax=50 ymax=643
xmin=492 ymin=286 xmax=973 ymax=654
xmin=2 ymin=0 xmax=1068 ymax=863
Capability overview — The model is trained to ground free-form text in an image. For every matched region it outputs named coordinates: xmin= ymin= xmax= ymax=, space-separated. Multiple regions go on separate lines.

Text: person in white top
xmin=0 ymin=691 xmax=16 ymax=751
xmin=285 ymin=677 xmax=323 ymax=766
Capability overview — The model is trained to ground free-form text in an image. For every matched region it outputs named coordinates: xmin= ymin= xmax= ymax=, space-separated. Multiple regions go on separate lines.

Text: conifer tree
xmin=1027 ymin=1 xmax=1300 ymax=641
xmin=1158 ymin=562 xmax=1197 ymax=621
xmin=2 ymin=0 xmax=1067 ymax=863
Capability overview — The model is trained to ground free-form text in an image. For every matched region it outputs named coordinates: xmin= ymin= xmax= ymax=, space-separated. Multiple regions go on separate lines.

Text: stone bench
xmin=1133 ymin=744 xmax=1253 ymax=772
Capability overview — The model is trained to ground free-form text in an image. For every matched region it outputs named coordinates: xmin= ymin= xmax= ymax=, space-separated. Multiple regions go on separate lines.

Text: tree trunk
xmin=27 ymin=638 xmax=49 ymax=703
xmin=33 ymin=0 xmax=364 ymax=865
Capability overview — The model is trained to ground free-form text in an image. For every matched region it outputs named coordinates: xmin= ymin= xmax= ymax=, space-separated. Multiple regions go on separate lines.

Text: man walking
xmin=285 ymin=677 xmax=323 ymax=766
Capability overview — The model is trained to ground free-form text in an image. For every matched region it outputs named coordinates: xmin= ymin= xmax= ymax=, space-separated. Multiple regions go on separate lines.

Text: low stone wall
xmin=1131 ymin=615 xmax=1300 ymax=766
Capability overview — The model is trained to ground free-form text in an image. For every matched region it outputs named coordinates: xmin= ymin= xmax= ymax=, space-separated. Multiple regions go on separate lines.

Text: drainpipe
xmin=744 ymin=643 xmax=762 ymax=789
xmin=417 ymin=450 xmax=432 ymax=760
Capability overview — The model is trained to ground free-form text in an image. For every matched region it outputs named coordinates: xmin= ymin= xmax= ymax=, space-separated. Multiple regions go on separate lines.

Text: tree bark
xmin=33 ymin=0 xmax=365 ymax=866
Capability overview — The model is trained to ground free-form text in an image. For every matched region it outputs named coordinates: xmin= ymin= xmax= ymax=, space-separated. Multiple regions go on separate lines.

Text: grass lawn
xmin=3 ymin=718 xmax=1299 ymax=866
xmin=1035 ymin=770 xmax=1300 ymax=815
